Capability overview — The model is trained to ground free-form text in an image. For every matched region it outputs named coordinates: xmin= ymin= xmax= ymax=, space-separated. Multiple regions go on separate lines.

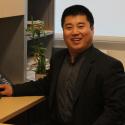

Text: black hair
xmin=61 ymin=5 xmax=94 ymax=28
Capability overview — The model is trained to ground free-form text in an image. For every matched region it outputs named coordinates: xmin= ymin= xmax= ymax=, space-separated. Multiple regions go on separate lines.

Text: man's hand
xmin=0 ymin=84 xmax=13 ymax=96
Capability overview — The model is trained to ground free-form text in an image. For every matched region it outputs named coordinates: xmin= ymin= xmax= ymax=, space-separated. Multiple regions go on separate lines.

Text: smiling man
xmin=0 ymin=5 xmax=125 ymax=125
xmin=63 ymin=13 xmax=94 ymax=63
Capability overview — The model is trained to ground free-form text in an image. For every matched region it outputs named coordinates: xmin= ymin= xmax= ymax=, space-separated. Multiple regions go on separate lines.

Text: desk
xmin=0 ymin=123 xmax=12 ymax=125
xmin=0 ymin=96 xmax=45 ymax=123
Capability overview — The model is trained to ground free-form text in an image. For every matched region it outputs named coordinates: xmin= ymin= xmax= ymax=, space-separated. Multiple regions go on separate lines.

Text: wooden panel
xmin=0 ymin=0 xmax=24 ymax=18
xmin=0 ymin=16 xmax=25 ymax=83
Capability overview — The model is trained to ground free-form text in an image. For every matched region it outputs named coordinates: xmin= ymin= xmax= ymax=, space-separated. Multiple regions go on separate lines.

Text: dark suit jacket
xmin=13 ymin=46 xmax=125 ymax=125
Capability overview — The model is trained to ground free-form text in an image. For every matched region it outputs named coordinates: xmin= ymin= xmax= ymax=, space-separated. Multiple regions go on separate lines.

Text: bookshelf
xmin=26 ymin=0 xmax=54 ymax=81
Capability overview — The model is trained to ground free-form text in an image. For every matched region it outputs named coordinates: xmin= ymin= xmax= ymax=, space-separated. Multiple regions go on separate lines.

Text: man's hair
xmin=61 ymin=5 xmax=94 ymax=28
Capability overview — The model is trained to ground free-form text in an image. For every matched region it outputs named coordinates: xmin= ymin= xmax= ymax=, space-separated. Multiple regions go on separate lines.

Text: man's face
xmin=63 ymin=15 xmax=94 ymax=55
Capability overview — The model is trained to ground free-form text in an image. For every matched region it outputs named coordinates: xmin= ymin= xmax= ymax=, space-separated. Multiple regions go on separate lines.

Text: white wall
xmin=55 ymin=0 xmax=125 ymax=37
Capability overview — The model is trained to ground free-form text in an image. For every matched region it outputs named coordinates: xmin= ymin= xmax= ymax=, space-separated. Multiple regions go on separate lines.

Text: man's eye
xmin=78 ymin=25 xmax=84 ymax=28
xmin=66 ymin=27 xmax=72 ymax=30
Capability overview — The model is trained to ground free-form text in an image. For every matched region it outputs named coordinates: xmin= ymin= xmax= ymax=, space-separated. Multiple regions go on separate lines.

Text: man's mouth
xmin=71 ymin=38 xmax=82 ymax=43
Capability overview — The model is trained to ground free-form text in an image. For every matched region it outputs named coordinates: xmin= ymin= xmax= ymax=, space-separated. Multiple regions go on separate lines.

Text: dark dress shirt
xmin=56 ymin=50 xmax=87 ymax=123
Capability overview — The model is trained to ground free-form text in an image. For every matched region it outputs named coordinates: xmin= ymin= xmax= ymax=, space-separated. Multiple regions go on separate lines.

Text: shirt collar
xmin=66 ymin=45 xmax=93 ymax=64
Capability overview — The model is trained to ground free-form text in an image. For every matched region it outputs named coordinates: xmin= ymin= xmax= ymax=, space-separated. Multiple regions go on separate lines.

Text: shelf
xmin=26 ymin=0 xmax=54 ymax=81
xmin=25 ymin=30 xmax=54 ymax=41
xmin=28 ymin=0 xmax=54 ymax=30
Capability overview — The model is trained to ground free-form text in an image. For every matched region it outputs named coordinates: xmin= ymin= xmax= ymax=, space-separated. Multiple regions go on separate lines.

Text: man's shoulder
xmin=93 ymin=47 xmax=123 ymax=68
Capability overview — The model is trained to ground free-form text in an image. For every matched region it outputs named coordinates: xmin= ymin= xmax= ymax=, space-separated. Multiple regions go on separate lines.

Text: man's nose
xmin=72 ymin=27 xmax=79 ymax=34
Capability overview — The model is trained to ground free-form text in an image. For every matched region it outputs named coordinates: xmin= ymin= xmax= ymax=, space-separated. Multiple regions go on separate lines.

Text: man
xmin=0 ymin=5 xmax=125 ymax=125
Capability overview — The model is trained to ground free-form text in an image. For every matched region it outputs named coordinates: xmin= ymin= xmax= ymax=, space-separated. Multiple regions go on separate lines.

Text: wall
xmin=54 ymin=0 xmax=125 ymax=37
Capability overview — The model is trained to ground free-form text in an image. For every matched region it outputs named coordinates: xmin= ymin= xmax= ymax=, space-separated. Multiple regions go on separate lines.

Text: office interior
xmin=0 ymin=0 xmax=125 ymax=125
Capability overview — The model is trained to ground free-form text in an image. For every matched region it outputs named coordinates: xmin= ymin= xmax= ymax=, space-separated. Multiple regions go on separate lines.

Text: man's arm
xmin=93 ymin=60 xmax=125 ymax=125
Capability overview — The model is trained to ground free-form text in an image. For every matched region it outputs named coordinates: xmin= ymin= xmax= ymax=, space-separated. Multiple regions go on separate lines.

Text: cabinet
xmin=0 ymin=0 xmax=25 ymax=83
xmin=26 ymin=0 xmax=54 ymax=81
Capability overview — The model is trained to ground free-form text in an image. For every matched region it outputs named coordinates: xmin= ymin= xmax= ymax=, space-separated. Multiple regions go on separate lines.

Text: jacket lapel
xmin=49 ymin=49 xmax=68 ymax=108
xmin=74 ymin=59 xmax=93 ymax=104
xmin=73 ymin=46 xmax=96 ymax=104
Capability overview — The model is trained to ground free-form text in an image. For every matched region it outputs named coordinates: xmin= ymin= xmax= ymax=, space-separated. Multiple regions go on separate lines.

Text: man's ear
xmin=90 ymin=26 xmax=94 ymax=30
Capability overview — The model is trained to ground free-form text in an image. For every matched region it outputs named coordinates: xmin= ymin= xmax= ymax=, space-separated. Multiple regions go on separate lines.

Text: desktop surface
xmin=0 ymin=96 xmax=45 ymax=123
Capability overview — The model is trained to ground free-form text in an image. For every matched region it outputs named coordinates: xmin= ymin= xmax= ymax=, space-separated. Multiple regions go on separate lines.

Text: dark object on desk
xmin=0 ymin=73 xmax=12 ymax=98
xmin=0 ymin=88 xmax=4 ymax=91
xmin=0 ymin=73 xmax=12 ymax=84
xmin=0 ymin=85 xmax=3 ymax=99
